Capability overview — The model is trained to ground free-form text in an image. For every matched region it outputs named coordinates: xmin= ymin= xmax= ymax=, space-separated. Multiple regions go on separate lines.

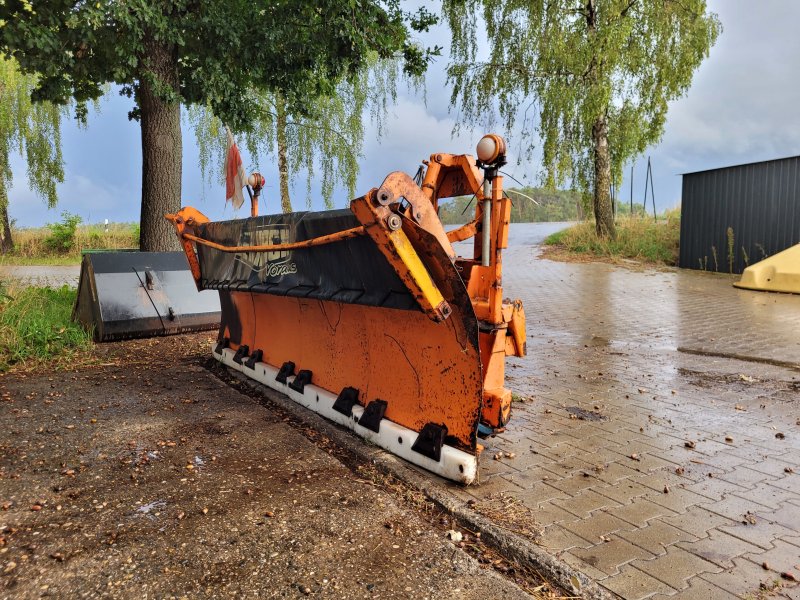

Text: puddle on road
xmin=565 ymin=406 xmax=607 ymax=421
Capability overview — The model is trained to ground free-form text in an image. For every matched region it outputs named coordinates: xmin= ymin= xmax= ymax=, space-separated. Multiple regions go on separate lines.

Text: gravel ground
xmin=0 ymin=334 xmax=534 ymax=599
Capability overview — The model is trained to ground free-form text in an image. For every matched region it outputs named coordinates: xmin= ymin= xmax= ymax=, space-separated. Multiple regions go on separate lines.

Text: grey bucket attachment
xmin=72 ymin=251 xmax=221 ymax=342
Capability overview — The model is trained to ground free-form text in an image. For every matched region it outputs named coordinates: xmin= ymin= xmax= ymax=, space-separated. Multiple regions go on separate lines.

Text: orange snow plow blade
xmin=167 ymin=135 xmax=525 ymax=484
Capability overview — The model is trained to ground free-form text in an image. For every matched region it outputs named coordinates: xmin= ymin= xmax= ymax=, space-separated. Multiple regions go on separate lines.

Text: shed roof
xmin=682 ymin=154 xmax=800 ymax=176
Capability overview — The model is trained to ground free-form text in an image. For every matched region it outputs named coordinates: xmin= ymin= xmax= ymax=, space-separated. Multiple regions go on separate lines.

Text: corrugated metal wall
xmin=679 ymin=156 xmax=800 ymax=274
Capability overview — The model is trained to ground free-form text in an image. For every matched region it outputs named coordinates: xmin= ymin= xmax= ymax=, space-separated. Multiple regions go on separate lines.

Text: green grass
xmin=3 ymin=221 xmax=139 ymax=264
xmin=0 ymin=255 xmax=84 ymax=266
xmin=544 ymin=210 xmax=680 ymax=265
xmin=0 ymin=282 xmax=93 ymax=372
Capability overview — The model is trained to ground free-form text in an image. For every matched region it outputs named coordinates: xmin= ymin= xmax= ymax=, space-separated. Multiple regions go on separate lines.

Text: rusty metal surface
xmin=350 ymin=190 xmax=452 ymax=322
xmin=166 ymin=136 xmax=526 ymax=460
xmin=374 ymin=171 xmax=456 ymax=261
xmin=219 ymin=290 xmax=483 ymax=453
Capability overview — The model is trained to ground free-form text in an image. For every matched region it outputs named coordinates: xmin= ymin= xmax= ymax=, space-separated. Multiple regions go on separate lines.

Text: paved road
xmin=0 ymin=265 xmax=80 ymax=288
xmin=442 ymin=242 xmax=800 ymax=599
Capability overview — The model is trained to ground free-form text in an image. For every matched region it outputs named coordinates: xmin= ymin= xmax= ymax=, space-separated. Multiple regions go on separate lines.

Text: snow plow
xmin=166 ymin=135 xmax=526 ymax=483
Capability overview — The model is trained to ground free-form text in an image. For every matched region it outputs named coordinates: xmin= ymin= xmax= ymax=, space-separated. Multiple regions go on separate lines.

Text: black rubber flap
xmin=332 ymin=387 xmax=360 ymax=417
xmin=214 ymin=337 xmax=230 ymax=355
xmin=244 ymin=349 xmax=263 ymax=369
xmin=276 ymin=361 xmax=296 ymax=384
xmin=232 ymin=344 xmax=249 ymax=364
xmin=72 ymin=251 xmax=220 ymax=342
xmin=288 ymin=370 xmax=312 ymax=393
xmin=411 ymin=423 xmax=447 ymax=462
xmin=195 ymin=210 xmax=419 ymax=312
xmin=358 ymin=399 xmax=387 ymax=433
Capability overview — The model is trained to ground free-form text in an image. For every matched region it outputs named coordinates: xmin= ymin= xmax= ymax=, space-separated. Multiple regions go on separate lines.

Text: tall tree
xmin=0 ymin=57 xmax=64 ymax=253
xmin=0 ymin=1 xmax=437 ymax=250
xmin=189 ymin=55 xmax=403 ymax=212
xmin=444 ymin=0 xmax=720 ymax=238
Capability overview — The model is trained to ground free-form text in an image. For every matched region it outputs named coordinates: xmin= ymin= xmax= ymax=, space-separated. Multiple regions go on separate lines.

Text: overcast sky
xmin=7 ymin=0 xmax=800 ymax=227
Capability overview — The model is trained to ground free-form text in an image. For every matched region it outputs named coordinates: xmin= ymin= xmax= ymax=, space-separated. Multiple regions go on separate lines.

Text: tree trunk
xmin=0 ymin=199 xmax=13 ymax=254
xmin=138 ymin=35 xmax=182 ymax=252
xmin=592 ymin=116 xmax=616 ymax=239
xmin=275 ymin=94 xmax=293 ymax=213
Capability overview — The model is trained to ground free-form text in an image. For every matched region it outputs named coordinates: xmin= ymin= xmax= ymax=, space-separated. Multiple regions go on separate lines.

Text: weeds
xmin=543 ymin=211 xmax=680 ymax=265
xmin=0 ymin=283 xmax=92 ymax=371
xmin=3 ymin=220 xmax=139 ymax=264
xmin=44 ymin=212 xmax=82 ymax=254
xmin=726 ymin=227 xmax=735 ymax=273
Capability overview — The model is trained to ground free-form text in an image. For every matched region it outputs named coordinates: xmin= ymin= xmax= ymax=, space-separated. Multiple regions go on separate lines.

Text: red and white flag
xmin=225 ymin=127 xmax=247 ymax=210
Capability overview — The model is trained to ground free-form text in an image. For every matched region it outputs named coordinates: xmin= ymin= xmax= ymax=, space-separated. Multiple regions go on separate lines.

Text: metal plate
xmin=73 ymin=251 xmax=221 ymax=342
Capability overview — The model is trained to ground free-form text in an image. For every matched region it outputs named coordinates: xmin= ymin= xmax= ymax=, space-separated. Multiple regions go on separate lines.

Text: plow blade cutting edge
xmin=167 ymin=135 xmax=526 ymax=484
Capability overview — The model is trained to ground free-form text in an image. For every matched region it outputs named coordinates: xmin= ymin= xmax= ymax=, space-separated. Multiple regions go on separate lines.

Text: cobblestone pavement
xmin=447 ymin=243 xmax=800 ymax=599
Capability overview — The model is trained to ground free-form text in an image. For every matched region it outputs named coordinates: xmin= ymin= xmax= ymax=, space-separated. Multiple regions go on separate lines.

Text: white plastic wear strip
xmin=215 ymin=345 xmax=478 ymax=484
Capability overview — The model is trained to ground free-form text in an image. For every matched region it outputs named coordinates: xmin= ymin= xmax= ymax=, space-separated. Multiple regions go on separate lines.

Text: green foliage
xmin=439 ymin=187 xmax=584 ymax=224
xmin=43 ymin=212 xmax=82 ymax=254
xmin=443 ymin=0 xmax=720 ymax=213
xmin=0 ymin=1 xmax=438 ymax=129
xmin=1 ymin=1 xmax=438 ymax=250
xmin=0 ymin=56 xmax=65 ymax=242
xmin=545 ymin=210 xmax=681 ymax=265
xmin=0 ymin=284 xmax=92 ymax=372
xmin=188 ymin=54 xmax=409 ymax=210
xmin=615 ymin=201 xmax=648 ymax=217
xmin=6 ymin=221 xmax=139 ymax=262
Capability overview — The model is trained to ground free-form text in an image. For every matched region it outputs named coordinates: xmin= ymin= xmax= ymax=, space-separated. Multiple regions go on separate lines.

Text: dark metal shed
xmin=679 ymin=155 xmax=800 ymax=274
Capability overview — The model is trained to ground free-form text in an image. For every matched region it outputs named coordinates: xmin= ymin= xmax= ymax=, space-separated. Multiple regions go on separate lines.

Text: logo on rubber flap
xmin=235 ymin=253 xmax=298 ymax=280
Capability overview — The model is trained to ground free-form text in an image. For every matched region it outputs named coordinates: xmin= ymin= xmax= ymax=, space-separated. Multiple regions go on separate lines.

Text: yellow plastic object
xmin=734 ymin=243 xmax=800 ymax=294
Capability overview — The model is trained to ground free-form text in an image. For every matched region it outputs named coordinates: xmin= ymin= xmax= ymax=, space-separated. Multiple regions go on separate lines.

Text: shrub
xmin=545 ymin=211 xmax=681 ymax=265
xmin=43 ymin=212 xmax=82 ymax=254
xmin=8 ymin=220 xmax=140 ymax=262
